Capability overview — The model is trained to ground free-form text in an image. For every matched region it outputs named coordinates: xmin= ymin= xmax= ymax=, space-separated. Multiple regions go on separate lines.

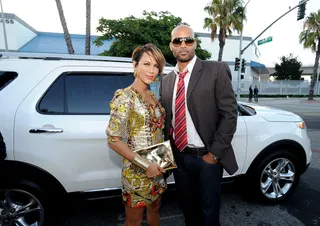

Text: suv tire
xmin=0 ymin=178 xmax=57 ymax=226
xmin=245 ymin=150 xmax=300 ymax=203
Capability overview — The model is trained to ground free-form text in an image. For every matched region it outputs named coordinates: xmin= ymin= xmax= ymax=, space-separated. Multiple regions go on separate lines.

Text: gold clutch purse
xmin=134 ymin=140 xmax=177 ymax=171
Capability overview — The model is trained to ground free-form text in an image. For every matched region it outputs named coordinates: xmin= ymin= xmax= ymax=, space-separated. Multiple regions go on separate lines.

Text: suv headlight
xmin=296 ymin=121 xmax=306 ymax=130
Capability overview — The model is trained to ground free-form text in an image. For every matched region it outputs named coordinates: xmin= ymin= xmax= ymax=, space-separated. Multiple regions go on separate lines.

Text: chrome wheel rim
xmin=260 ymin=157 xmax=295 ymax=200
xmin=0 ymin=189 xmax=44 ymax=226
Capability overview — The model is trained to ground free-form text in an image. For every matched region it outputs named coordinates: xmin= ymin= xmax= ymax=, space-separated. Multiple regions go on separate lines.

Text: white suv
xmin=0 ymin=52 xmax=312 ymax=225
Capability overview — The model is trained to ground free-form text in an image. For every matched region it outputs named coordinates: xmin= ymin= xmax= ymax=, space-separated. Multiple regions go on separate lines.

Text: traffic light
xmin=234 ymin=57 xmax=240 ymax=71
xmin=241 ymin=58 xmax=246 ymax=73
xmin=297 ymin=1 xmax=306 ymax=21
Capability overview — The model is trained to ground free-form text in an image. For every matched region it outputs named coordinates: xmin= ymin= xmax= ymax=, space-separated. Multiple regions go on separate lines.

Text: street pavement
xmin=252 ymin=98 xmax=320 ymax=226
xmin=60 ymin=98 xmax=320 ymax=226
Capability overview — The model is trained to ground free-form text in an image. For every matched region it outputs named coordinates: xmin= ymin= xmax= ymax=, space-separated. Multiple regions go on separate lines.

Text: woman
xmin=106 ymin=43 xmax=167 ymax=226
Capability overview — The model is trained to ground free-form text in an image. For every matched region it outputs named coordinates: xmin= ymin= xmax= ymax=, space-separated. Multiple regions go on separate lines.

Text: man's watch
xmin=212 ymin=155 xmax=219 ymax=161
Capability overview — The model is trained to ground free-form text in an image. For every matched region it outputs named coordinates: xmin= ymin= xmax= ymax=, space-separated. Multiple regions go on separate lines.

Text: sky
xmin=2 ymin=0 xmax=320 ymax=67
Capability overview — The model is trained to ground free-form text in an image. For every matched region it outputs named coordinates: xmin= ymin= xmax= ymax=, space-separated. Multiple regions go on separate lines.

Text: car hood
xmin=239 ymin=102 xmax=303 ymax=122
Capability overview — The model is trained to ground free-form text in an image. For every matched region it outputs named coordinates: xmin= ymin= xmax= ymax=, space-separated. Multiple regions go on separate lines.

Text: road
xmin=256 ymin=98 xmax=320 ymax=226
xmin=59 ymin=98 xmax=320 ymax=226
xmin=256 ymin=98 xmax=320 ymax=151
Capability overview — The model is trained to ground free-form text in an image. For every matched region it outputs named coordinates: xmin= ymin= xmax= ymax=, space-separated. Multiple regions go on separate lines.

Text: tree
xmin=299 ymin=9 xmax=320 ymax=100
xmin=55 ymin=0 xmax=74 ymax=54
xmin=85 ymin=0 xmax=91 ymax=55
xmin=272 ymin=54 xmax=303 ymax=80
xmin=94 ymin=11 xmax=211 ymax=65
xmin=203 ymin=0 xmax=246 ymax=61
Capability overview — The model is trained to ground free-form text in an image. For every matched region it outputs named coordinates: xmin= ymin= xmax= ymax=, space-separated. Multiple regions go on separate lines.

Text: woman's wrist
xmin=132 ymin=155 xmax=150 ymax=170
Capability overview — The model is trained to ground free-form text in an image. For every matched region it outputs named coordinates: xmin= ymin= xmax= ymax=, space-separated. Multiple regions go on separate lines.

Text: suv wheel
xmin=0 ymin=189 xmax=44 ymax=226
xmin=0 ymin=179 xmax=53 ymax=226
xmin=246 ymin=150 xmax=300 ymax=203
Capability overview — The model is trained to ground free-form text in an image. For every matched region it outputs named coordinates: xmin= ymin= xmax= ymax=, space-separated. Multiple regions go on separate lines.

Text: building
xmin=198 ymin=32 xmax=269 ymax=90
xmin=0 ymin=13 xmax=111 ymax=55
xmin=1 ymin=13 xmax=269 ymax=92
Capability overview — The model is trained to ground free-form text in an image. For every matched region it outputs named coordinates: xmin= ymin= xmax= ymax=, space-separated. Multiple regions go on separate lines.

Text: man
xmin=159 ymin=25 xmax=238 ymax=226
xmin=254 ymin=85 xmax=259 ymax=102
xmin=249 ymin=85 xmax=253 ymax=102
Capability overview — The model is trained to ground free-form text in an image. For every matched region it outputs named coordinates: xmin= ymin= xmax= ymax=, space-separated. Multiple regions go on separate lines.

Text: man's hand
xmin=202 ymin=152 xmax=218 ymax=164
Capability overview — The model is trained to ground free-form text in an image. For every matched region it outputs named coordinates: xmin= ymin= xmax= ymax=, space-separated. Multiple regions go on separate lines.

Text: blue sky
xmin=2 ymin=0 xmax=320 ymax=67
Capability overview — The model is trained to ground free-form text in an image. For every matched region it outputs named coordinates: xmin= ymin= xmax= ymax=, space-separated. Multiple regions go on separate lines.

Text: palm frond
xmin=299 ymin=10 xmax=320 ymax=53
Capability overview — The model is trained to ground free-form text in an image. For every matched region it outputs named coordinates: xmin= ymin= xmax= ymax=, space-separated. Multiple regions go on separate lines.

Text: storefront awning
xmin=250 ymin=61 xmax=269 ymax=74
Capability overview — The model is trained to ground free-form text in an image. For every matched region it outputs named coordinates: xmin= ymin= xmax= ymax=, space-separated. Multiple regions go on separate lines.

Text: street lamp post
xmin=0 ymin=0 xmax=8 ymax=51
xmin=236 ymin=30 xmax=244 ymax=100
xmin=236 ymin=0 xmax=251 ymax=101
xmin=316 ymin=64 xmax=320 ymax=95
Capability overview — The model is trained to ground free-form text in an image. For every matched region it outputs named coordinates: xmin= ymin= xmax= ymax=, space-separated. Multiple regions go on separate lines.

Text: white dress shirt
xmin=171 ymin=56 xmax=205 ymax=148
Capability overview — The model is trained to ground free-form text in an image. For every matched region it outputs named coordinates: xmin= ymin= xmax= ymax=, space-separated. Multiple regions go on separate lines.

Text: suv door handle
xmin=29 ymin=128 xmax=64 ymax=133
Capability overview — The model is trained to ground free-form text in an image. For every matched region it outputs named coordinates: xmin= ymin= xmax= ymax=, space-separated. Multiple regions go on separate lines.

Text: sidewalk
xmin=239 ymin=97 xmax=320 ymax=104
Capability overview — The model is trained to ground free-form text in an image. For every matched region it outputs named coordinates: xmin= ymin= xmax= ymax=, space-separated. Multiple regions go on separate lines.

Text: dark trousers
xmin=173 ymin=149 xmax=223 ymax=226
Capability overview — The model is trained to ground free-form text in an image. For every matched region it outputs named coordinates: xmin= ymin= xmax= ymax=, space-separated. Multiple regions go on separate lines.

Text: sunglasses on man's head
xmin=171 ymin=37 xmax=195 ymax=47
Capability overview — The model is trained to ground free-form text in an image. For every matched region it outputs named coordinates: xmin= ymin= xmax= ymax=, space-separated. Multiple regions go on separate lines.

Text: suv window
xmin=38 ymin=75 xmax=65 ymax=114
xmin=38 ymin=72 xmax=134 ymax=115
xmin=0 ymin=71 xmax=18 ymax=91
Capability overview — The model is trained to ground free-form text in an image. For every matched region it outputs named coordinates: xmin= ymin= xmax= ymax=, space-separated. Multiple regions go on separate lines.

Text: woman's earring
xmin=134 ymin=71 xmax=137 ymax=78
xmin=153 ymin=74 xmax=160 ymax=82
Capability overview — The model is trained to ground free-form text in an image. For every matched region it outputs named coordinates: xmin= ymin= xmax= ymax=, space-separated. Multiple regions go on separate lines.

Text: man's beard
xmin=174 ymin=52 xmax=194 ymax=63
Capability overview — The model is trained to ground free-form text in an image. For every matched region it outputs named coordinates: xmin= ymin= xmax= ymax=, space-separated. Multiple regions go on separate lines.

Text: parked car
xmin=0 ymin=52 xmax=312 ymax=225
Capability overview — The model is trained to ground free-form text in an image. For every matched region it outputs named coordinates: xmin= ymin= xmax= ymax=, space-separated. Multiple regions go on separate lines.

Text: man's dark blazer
xmin=159 ymin=57 xmax=239 ymax=175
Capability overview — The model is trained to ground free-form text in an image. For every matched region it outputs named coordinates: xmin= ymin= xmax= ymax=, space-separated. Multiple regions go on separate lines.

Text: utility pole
xmin=317 ymin=65 xmax=320 ymax=95
xmin=236 ymin=0 xmax=251 ymax=100
xmin=0 ymin=0 xmax=8 ymax=51
xmin=236 ymin=0 xmax=310 ymax=100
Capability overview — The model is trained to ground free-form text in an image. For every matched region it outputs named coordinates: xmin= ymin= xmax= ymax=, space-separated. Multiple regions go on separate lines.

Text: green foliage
xmin=299 ymin=9 xmax=320 ymax=99
xmin=299 ymin=9 xmax=320 ymax=53
xmin=94 ymin=11 xmax=211 ymax=65
xmin=272 ymin=54 xmax=303 ymax=80
xmin=203 ymin=0 xmax=246 ymax=61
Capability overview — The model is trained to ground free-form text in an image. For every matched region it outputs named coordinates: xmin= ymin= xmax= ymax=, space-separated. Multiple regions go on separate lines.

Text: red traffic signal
xmin=234 ymin=57 xmax=240 ymax=71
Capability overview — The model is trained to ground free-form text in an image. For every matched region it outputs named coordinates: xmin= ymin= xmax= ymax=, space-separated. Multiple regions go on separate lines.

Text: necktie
xmin=174 ymin=70 xmax=188 ymax=151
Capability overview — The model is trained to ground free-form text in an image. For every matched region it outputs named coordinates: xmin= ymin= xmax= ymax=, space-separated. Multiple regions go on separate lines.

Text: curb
xmin=300 ymin=100 xmax=320 ymax=103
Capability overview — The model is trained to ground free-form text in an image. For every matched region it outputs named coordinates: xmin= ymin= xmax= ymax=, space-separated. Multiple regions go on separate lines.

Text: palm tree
xmin=55 ymin=0 xmax=74 ymax=54
xmin=299 ymin=9 xmax=320 ymax=100
xmin=204 ymin=0 xmax=246 ymax=61
xmin=85 ymin=0 xmax=91 ymax=55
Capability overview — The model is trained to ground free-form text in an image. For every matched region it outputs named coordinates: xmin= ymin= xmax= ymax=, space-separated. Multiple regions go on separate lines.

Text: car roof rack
xmin=0 ymin=52 xmax=173 ymax=67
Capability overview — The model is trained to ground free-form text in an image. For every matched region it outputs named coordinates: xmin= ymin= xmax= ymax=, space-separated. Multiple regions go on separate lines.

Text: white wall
xmin=197 ymin=34 xmax=259 ymax=63
xmin=197 ymin=33 xmax=262 ymax=86
xmin=0 ymin=15 xmax=36 ymax=51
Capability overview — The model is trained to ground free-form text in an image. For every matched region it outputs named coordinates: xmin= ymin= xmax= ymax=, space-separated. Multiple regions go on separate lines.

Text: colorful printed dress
xmin=106 ymin=86 xmax=167 ymax=208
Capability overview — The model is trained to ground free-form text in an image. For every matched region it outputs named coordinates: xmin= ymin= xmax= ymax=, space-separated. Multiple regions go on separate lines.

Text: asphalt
xmin=253 ymin=98 xmax=320 ymax=226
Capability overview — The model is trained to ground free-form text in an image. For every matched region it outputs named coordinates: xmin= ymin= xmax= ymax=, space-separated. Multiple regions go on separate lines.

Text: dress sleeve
xmin=106 ymin=89 xmax=131 ymax=143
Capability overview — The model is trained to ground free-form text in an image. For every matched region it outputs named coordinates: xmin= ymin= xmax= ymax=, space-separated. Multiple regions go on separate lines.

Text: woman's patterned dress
xmin=106 ymin=86 xmax=167 ymax=208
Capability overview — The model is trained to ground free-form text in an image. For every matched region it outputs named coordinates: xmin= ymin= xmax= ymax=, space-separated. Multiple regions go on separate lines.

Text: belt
xmin=183 ymin=146 xmax=208 ymax=157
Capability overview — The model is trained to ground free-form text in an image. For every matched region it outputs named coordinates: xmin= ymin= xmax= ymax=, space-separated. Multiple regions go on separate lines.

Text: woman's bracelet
xmin=132 ymin=155 xmax=150 ymax=170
